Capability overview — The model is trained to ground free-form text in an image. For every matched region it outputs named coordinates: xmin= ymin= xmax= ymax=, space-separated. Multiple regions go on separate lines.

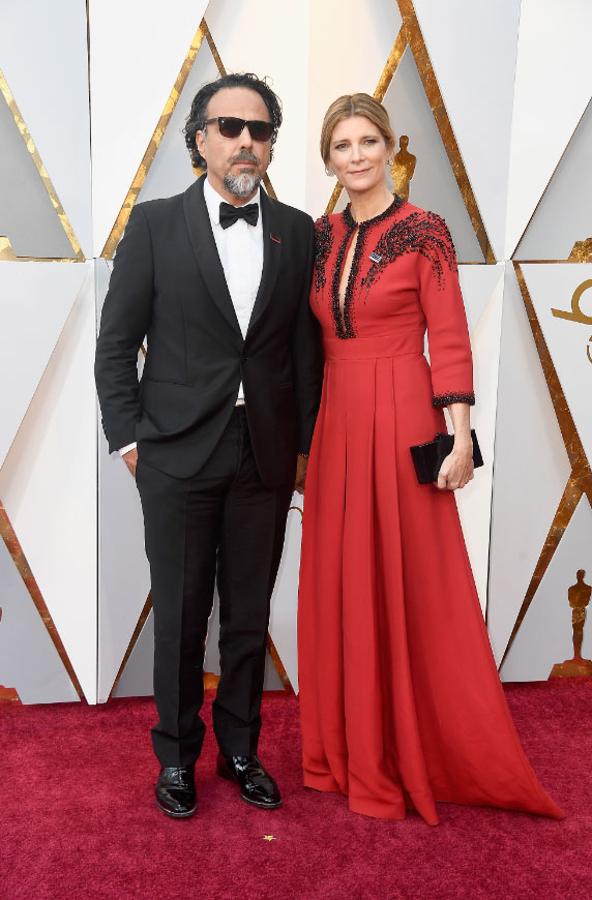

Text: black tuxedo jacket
xmin=95 ymin=176 xmax=323 ymax=484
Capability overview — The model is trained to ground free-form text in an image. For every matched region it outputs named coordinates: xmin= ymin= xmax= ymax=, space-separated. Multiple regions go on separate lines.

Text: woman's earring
xmin=325 ymin=166 xmax=333 ymax=177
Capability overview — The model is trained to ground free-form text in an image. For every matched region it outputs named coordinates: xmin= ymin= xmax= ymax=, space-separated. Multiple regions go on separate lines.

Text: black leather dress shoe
xmin=217 ymin=753 xmax=282 ymax=809
xmin=155 ymin=766 xmax=197 ymax=818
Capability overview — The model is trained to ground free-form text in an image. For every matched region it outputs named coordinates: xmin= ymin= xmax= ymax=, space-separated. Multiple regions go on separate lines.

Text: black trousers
xmin=136 ymin=407 xmax=293 ymax=767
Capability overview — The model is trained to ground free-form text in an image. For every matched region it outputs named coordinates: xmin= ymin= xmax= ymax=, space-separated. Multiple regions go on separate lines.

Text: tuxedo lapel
xmin=182 ymin=176 xmax=242 ymax=339
xmin=247 ymin=189 xmax=282 ymax=336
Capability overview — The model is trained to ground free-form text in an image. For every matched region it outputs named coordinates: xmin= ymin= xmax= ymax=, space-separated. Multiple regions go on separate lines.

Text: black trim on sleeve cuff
xmin=432 ymin=392 xmax=475 ymax=408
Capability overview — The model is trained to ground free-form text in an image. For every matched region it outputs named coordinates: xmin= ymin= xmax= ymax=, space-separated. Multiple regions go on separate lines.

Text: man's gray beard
xmin=223 ymin=171 xmax=261 ymax=199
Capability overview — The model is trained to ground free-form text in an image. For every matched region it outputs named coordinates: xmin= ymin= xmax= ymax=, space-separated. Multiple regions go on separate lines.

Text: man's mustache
xmin=230 ymin=152 xmax=260 ymax=166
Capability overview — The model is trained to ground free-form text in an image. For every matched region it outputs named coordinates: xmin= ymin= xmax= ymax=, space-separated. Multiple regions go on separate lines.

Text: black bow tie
xmin=219 ymin=202 xmax=259 ymax=229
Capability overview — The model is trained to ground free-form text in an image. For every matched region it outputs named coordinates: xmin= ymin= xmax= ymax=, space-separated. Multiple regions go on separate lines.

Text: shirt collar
xmin=203 ymin=176 xmax=261 ymax=227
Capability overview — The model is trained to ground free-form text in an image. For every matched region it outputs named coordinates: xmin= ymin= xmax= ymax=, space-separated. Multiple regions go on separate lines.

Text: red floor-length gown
xmin=297 ymin=197 xmax=564 ymax=825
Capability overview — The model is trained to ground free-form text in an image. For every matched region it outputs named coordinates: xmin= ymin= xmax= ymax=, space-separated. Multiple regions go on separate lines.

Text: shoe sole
xmin=155 ymin=799 xmax=197 ymax=819
xmin=217 ymin=768 xmax=282 ymax=809
xmin=239 ymin=793 xmax=282 ymax=810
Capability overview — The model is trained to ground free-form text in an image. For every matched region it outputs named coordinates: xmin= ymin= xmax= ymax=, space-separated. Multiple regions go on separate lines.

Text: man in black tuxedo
xmin=95 ymin=73 xmax=322 ymax=818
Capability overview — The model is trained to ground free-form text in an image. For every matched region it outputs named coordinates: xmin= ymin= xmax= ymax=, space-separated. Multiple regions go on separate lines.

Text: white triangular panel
xmin=501 ymin=496 xmax=592 ymax=682
xmin=204 ymin=589 xmax=221 ymax=675
xmin=459 ymin=263 xmax=505 ymax=335
xmin=0 ymin=95 xmax=74 ymax=259
xmin=505 ymin=0 xmax=592 ymax=257
xmin=0 ymin=537 xmax=78 ymax=704
xmin=201 ymin=589 xmax=284 ymax=691
xmin=89 ymin=0 xmax=209 ymax=255
xmin=488 ymin=265 xmax=571 ymax=663
xmin=112 ymin=609 xmax=154 ymax=698
xmin=306 ymin=0 xmax=402 ymax=217
xmin=206 ymin=0 xmax=317 ymax=210
xmin=0 ymin=262 xmax=88 ymax=469
xmin=268 ymin=500 xmax=303 ymax=692
xmin=413 ymin=0 xmax=520 ymax=261
xmin=262 ymin=650 xmax=285 ymax=691
xmin=515 ymin=99 xmax=592 ymax=261
xmin=0 ymin=266 xmax=97 ymax=701
xmin=382 ymin=47 xmax=483 ymax=262
xmin=451 ymin=266 xmax=505 ymax=614
xmin=0 ymin=2 xmax=92 ymax=255
xmin=522 ymin=263 xmax=592 ymax=470
xmin=137 ymin=41 xmax=219 ymax=204
xmin=96 ymin=260 xmax=151 ymax=701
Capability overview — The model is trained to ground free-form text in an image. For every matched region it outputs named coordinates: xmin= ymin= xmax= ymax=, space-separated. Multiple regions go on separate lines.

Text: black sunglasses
xmin=203 ymin=116 xmax=274 ymax=142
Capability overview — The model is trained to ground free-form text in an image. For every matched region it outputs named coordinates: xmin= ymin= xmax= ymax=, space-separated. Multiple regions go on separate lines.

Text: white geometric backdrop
xmin=1 ymin=0 xmax=590 ymax=705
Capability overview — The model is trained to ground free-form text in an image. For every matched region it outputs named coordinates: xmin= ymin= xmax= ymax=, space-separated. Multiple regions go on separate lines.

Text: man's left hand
xmin=295 ymin=454 xmax=308 ymax=494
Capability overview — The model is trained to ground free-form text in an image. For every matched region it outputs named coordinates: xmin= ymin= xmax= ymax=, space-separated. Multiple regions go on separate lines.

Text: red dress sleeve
xmin=416 ymin=213 xmax=475 ymax=408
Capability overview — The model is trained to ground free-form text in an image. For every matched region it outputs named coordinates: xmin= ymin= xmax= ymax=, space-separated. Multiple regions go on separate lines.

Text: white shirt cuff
xmin=118 ymin=442 xmax=137 ymax=456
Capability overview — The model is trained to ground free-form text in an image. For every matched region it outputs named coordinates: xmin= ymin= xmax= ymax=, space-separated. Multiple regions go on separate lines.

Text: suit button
xmin=241 ymin=355 xmax=248 ymax=362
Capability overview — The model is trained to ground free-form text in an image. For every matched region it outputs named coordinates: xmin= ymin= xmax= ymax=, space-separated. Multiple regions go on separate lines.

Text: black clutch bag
xmin=410 ymin=429 xmax=483 ymax=484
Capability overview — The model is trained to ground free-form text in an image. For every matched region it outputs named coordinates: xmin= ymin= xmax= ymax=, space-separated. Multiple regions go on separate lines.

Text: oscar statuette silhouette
xmin=391 ymin=135 xmax=416 ymax=202
xmin=550 ymin=570 xmax=592 ymax=678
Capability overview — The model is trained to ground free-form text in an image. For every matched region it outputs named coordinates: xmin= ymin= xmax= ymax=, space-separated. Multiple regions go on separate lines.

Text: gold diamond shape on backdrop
xmin=0 ymin=68 xmax=84 ymax=262
xmin=102 ymin=18 xmax=292 ymax=695
xmin=324 ymin=0 xmax=495 ymax=264
xmin=499 ymin=263 xmax=592 ymax=667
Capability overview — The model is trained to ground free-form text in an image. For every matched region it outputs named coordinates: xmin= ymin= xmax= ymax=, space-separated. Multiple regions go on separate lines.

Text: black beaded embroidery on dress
xmin=361 ymin=211 xmax=457 ymax=294
xmin=432 ymin=392 xmax=475 ymax=408
xmin=332 ymin=227 xmax=365 ymax=338
xmin=341 ymin=195 xmax=402 ymax=232
xmin=313 ymin=215 xmax=333 ymax=292
xmin=333 ymin=195 xmax=404 ymax=339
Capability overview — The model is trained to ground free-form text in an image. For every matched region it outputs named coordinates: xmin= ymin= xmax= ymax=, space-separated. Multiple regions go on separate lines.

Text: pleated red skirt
xmin=297 ymin=337 xmax=564 ymax=825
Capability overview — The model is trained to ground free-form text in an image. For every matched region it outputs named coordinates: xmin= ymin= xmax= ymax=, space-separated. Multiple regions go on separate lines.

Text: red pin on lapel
xmin=270 ymin=233 xmax=282 ymax=244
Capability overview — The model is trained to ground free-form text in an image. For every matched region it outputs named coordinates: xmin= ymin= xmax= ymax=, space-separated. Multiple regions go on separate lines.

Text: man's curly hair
xmin=183 ymin=73 xmax=282 ymax=169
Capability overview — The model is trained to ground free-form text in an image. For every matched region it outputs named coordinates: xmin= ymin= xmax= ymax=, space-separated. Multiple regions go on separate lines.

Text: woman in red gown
xmin=297 ymin=93 xmax=563 ymax=825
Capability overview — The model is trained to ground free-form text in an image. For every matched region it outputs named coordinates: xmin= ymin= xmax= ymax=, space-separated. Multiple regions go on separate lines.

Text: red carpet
xmin=1 ymin=680 xmax=591 ymax=899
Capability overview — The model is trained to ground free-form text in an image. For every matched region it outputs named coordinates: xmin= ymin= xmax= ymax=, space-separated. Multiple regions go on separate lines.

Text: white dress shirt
xmin=119 ymin=177 xmax=264 ymax=456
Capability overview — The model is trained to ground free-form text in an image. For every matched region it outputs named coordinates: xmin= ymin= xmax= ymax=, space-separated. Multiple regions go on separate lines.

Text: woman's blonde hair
xmin=320 ymin=93 xmax=395 ymax=163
